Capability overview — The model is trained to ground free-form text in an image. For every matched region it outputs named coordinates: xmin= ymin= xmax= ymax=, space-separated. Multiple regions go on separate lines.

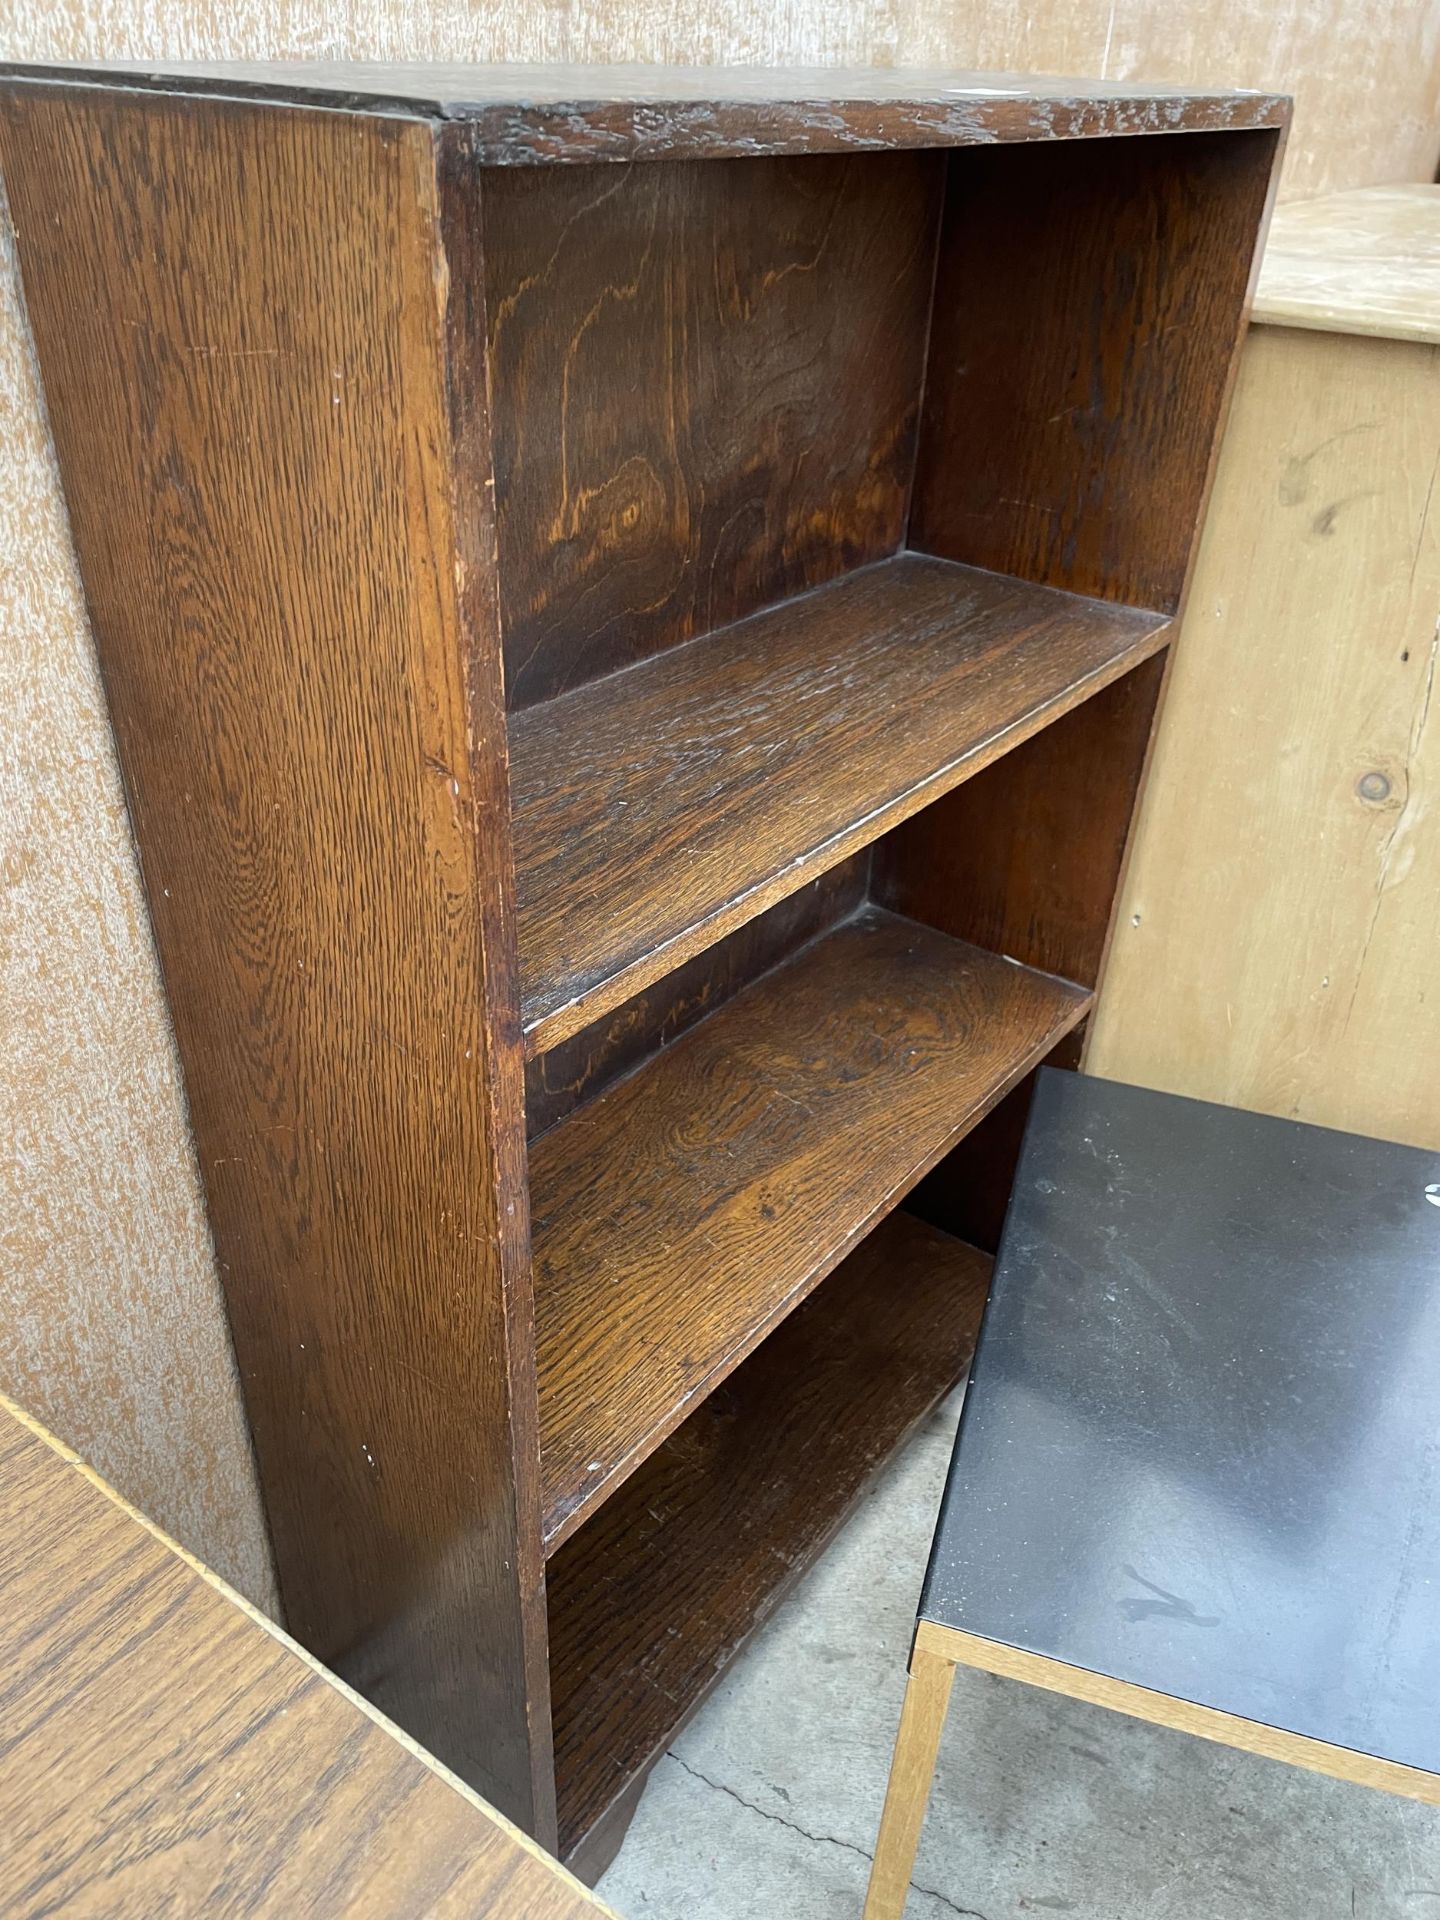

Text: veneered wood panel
xmin=1089 ymin=325 xmax=1440 ymax=1152
xmin=0 ymin=86 xmax=553 ymax=1832
xmin=912 ymin=129 xmax=1278 ymax=614
xmin=0 ymin=1395 xmax=607 ymax=1918
xmin=482 ymin=150 xmax=941 ymax=707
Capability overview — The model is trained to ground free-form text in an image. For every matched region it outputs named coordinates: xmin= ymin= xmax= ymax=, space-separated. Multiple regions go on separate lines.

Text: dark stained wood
xmin=0 ymin=62 xmax=1287 ymax=1867
xmin=904 ymin=1026 xmax=1085 ymax=1257
xmin=0 ymin=1396 xmax=603 ymax=1919
xmin=911 ymin=129 xmax=1281 ymax=614
xmin=0 ymin=86 xmax=554 ymax=1836
xmin=875 ymin=654 xmax=1168 ymax=988
xmin=529 ymin=907 xmax=1088 ymax=1551
xmin=525 ymin=857 xmax=868 ymax=1140
xmin=547 ymin=1212 xmax=991 ymax=1871
xmin=482 ymin=151 xmax=942 ymax=708
xmin=0 ymin=62 xmax=1290 ymax=166
xmin=511 ymin=553 xmax=1169 ymax=1054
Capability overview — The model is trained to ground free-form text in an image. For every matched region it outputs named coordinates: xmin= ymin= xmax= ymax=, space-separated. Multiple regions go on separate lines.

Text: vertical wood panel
xmin=0 ymin=86 xmax=553 ymax=1832
xmin=1089 ymin=325 xmax=1440 ymax=1151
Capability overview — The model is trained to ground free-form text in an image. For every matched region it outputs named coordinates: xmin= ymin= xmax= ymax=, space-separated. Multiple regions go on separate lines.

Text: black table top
xmin=922 ymin=1070 xmax=1440 ymax=1775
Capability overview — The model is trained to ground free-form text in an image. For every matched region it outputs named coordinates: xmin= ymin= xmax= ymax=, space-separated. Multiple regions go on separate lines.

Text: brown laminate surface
xmin=0 ymin=1397 xmax=603 ymax=1918
xmin=511 ymin=554 xmax=1167 ymax=1055
xmin=547 ymin=1212 xmax=991 ymax=1865
xmin=529 ymin=907 xmax=1088 ymax=1550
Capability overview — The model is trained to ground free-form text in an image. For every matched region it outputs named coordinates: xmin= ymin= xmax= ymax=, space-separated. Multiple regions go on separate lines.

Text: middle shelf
xmin=528 ymin=905 xmax=1089 ymax=1550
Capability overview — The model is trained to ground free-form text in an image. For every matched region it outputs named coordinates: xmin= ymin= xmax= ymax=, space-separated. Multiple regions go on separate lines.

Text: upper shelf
xmin=511 ymin=552 xmax=1169 ymax=1056
xmin=0 ymin=63 xmax=1290 ymax=165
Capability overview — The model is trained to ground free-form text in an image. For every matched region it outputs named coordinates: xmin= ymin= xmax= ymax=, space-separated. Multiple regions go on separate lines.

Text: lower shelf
xmin=546 ymin=1209 xmax=992 ymax=1870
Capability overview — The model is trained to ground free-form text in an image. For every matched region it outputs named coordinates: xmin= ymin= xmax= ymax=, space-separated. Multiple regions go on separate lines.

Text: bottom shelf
xmin=546 ymin=1209 xmax=992 ymax=1870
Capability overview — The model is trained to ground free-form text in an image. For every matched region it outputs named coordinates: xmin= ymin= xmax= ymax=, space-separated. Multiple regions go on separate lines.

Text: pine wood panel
xmin=911 ymin=128 xmax=1279 ymax=614
xmin=511 ymin=553 xmax=1167 ymax=1053
xmin=0 ymin=85 xmax=553 ymax=1835
xmin=1089 ymin=323 xmax=1440 ymax=1152
xmin=529 ymin=908 xmax=1088 ymax=1549
xmin=548 ymin=1213 xmax=990 ymax=1869
xmin=1252 ymin=184 xmax=1440 ymax=346
xmin=481 ymin=149 xmax=942 ymax=708
xmin=0 ymin=1395 xmax=605 ymax=1918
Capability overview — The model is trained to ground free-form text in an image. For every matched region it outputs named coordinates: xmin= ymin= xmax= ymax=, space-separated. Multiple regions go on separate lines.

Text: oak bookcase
xmin=0 ymin=63 xmax=1285 ymax=1875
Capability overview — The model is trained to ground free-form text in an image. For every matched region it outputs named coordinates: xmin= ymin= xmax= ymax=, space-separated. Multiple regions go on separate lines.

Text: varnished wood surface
xmin=548 ymin=1213 xmax=990 ymax=1867
xmin=1253 ymin=185 xmax=1440 ymax=344
xmin=482 ymin=151 xmax=941 ymax=709
xmin=529 ymin=907 xmax=1087 ymax=1550
xmin=0 ymin=85 xmax=554 ymax=1832
xmin=0 ymin=1394 xmax=606 ymax=1918
xmin=912 ymin=130 xmax=1279 ymax=615
xmin=0 ymin=61 xmax=1289 ymax=165
xmin=525 ymin=860 xmax=867 ymax=1141
xmin=862 ymin=1639 xmax=956 ymax=1920
xmin=512 ymin=553 xmax=1167 ymax=1054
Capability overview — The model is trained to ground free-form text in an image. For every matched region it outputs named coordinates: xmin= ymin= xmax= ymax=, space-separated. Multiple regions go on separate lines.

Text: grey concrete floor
xmin=597 ymin=1388 xmax=1440 ymax=1920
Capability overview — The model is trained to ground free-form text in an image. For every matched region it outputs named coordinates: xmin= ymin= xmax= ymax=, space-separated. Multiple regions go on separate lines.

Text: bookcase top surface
xmin=0 ymin=61 xmax=1289 ymax=164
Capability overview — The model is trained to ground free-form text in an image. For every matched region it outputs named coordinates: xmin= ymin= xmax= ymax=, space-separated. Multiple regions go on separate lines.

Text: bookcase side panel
xmin=0 ymin=86 xmax=553 ymax=1837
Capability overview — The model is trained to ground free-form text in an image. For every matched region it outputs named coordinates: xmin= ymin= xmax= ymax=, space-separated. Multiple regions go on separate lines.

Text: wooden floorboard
xmin=529 ymin=907 xmax=1087 ymax=1548
xmin=510 ymin=552 xmax=1167 ymax=1055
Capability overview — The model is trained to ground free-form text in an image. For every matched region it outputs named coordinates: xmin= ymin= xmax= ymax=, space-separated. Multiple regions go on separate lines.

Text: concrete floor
xmin=597 ymin=1388 xmax=1440 ymax=1920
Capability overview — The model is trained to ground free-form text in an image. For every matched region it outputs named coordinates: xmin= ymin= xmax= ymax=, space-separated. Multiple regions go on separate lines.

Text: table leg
xmin=863 ymin=1639 xmax=956 ymax=1919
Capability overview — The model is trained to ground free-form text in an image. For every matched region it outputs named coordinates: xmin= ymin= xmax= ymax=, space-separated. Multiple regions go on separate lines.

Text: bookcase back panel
xmin=912 ymin=128 xmax=1281 ymax=614
xmin=481 ymin=151 xmax=944 ymax=709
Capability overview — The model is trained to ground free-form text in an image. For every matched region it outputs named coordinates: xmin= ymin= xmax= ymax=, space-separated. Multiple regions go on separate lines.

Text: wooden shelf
xmin=511 ymin=553 xmax=1167 ymax=1056
xmin=547 ymin=1209 xmax=991 ymax=1868
xmin=529 ymin=907 xmax=1088 ymax=1550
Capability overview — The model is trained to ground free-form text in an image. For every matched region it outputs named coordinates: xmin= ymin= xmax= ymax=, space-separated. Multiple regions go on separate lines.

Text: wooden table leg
xmin=863 ymin=1639 xmax=956 ymax=1920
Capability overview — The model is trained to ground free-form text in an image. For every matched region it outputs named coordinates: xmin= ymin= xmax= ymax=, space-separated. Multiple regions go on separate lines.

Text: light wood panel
xmin=0 ymin=1392 xmax=607 ymax=1918
xmin=1254 ymin=184 xmax=1440 ymax=346
xmin=1 ymin=0 xmax=1432 ymax=1606
xmin=1089 ymin=322 xmax=1440 ymax=1151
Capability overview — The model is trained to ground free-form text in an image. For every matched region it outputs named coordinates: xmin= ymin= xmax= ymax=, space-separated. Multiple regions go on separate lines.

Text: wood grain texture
xmin=529 ymin=907 xmax=1088 ymax=1550
xmin=0 ymin=211 xmax=277 ymax=1613
xmin=0 ymin=1394 xmax=607 ymax=1919
xmin=862 ymin=1638 xmax=956 ymax=1920
xmin=916 ymin=1620 xmax=1440 ymax=1812
xmin=0 ymin=61 xmax=1288 ymax=166
xmin=912 ymin=129 xmax=1279 ymax=614
xmin=1090 ymin=324 xmax=1440 ymax=1153
xmin=0 ymin=86 xmax=553 ymax=1832
xmin=0 ymin=0 xmax=1418 ymax=1663
xmin=877 ymin=656 xmax=1169 ymax=991
xmin=525 ymin=858 xmax=868 ymax=1141
xmin=548 ymin=1212 xmax=989 ymax=1869
xmin=512 ymin=553 xmax=1168 ymax=1052
xmin=1254 ymin=185 xmax=1440 ymax=346
xmin=482 ymin=149 xmax=940 ymax=707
